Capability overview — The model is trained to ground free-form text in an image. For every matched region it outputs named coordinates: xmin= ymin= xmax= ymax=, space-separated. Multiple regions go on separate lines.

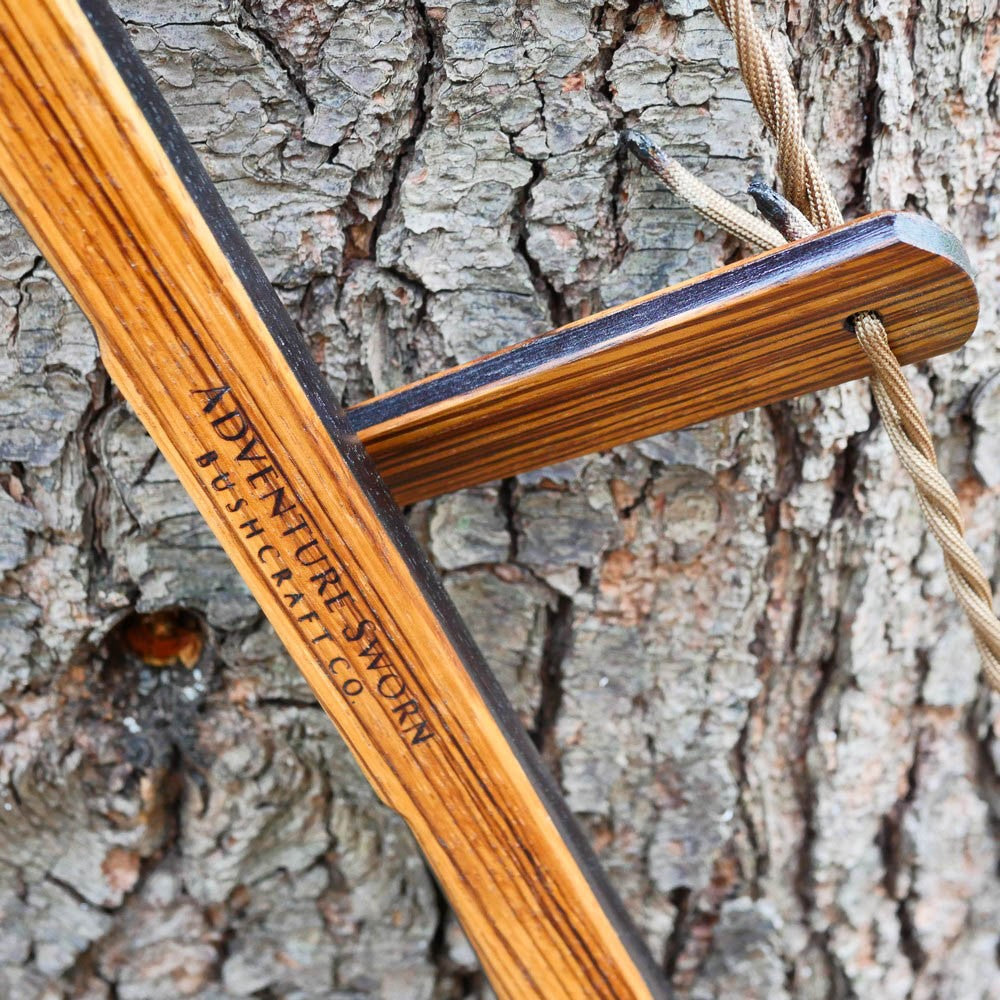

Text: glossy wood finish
xmin=0 ymin=2 xmax=670 ymax=996
xmin=348 ymin=213 xmax=978 ymax=504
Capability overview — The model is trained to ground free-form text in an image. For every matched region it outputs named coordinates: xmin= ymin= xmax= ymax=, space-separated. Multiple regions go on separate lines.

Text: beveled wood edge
xmin=346 ymin=211 xmax=978 ymax=435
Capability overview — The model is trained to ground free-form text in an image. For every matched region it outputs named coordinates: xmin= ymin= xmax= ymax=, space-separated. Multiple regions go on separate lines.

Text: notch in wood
xmin=347 ymin=212 xmax=978 ymax=505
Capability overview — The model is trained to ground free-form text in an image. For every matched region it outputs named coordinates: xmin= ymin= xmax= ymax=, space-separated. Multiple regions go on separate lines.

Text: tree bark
xmin=0 ymin=1 xmax=997 ymax=998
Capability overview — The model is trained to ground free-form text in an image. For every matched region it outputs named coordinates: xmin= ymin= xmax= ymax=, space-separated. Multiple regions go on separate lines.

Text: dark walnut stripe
xmin=347 ymin=212 xmax=977 ymax=504
xmin=0 ymin=1 xmax=671 ymax=997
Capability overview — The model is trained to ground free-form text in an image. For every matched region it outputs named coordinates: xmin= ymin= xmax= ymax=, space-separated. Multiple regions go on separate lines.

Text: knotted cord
xmin=639 ymin=0 xmax=1000 ymax=690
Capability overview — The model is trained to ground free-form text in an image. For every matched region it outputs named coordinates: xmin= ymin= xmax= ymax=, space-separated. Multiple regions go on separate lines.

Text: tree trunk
xmin=1 ymin=1 xmax=997 ymax=998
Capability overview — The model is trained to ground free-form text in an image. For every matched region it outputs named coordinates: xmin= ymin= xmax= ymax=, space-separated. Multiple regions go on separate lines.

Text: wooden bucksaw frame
xmin=0 ymin=1 xmax=980 ymax=997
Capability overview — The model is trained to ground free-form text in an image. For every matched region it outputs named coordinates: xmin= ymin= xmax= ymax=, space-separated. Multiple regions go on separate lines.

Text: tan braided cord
xmin=623 ymin=131 xmax=785 ymax=252
xmin=660 ymin=0 xmax=1000 ymax=689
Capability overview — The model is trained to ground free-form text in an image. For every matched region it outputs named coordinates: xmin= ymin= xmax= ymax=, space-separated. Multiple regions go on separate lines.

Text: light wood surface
xmin=347 ymin=213 xmax=978 ymax=504
xmin=0 ymin=1 xmax=670 ymax=996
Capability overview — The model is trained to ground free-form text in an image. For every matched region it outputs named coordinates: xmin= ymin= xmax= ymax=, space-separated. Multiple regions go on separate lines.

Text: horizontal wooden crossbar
xmin=348 ymin=212 xmax=978 ymax=504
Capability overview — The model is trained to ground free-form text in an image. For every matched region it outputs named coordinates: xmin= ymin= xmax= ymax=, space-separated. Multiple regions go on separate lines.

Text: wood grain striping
xmin=0 ymin=1 xmax=671 ymax=996
xmin=348 ymin=214 xmax=977 ymax=504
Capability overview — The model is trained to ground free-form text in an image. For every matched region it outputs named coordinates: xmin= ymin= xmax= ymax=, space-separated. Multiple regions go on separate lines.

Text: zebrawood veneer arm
xmin=347 ymin=212 xmax=978 ymax=504
xmin=0 ymin=2 xmax=670 ymax=997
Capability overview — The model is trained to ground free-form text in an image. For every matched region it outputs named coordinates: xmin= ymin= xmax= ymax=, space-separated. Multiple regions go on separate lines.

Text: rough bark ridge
xmin=1 ymin=1 xmax=997 ymax=997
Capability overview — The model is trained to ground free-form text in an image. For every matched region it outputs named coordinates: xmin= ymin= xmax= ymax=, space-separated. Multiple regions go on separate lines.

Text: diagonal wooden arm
xmin=0 ymin=1 xmax=670 ymax=996
xmin=347 ymin=212 xmax=977 ymax=504
xmin=0 ymin=2 xmax=979 ymax=997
